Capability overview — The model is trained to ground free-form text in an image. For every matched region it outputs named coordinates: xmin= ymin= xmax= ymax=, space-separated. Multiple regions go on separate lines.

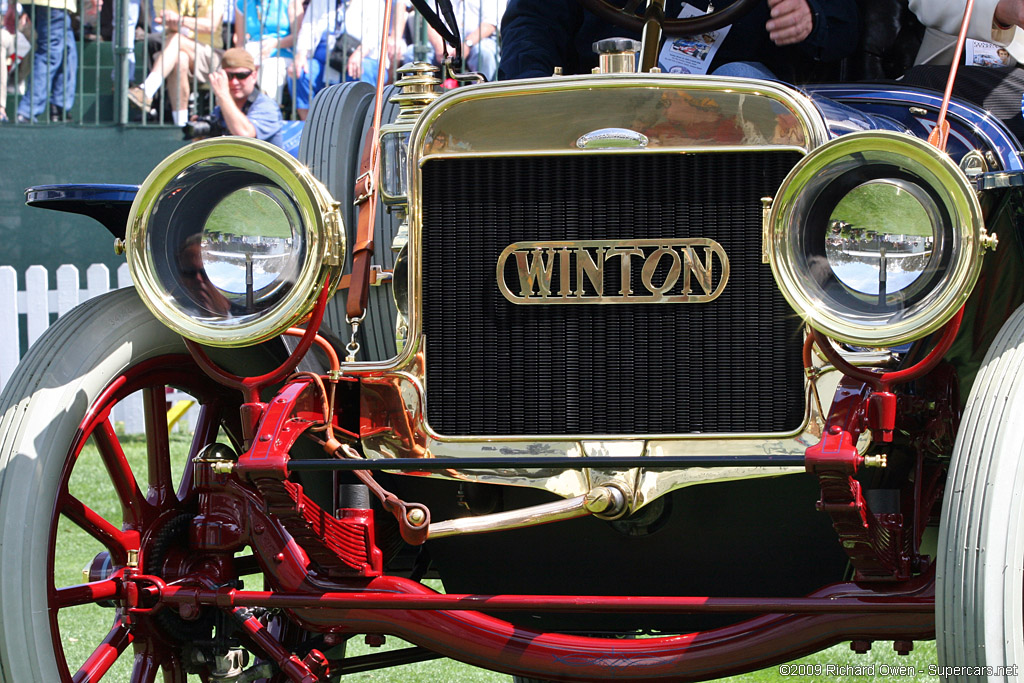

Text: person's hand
xmin=208 ymin=70 xmax=231 ymax=101
xmin=995 ymin=0 xmax=1024 ymax=29
xmin=3 ymin=2 xmax=16 ymax=34
xmin=161 ymin=9 xmax=180 ymax=31
xmin=765 ymin=0 xmax=813 ymax=46
xmin=260 ymin=37 xmax=277 ymax=57
xmin=347 ymin=47 xmax=362 ymax=79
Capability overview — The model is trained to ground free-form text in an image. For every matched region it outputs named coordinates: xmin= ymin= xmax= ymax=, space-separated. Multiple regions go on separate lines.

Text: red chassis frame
xmin=60 ymin=309 xmax=961 ymax=682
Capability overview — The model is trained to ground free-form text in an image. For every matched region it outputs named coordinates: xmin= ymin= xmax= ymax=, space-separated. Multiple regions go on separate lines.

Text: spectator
xmin=903 ymin=0 xmax=1024 ymax=142
xmin=498 ymin=0 xmax=858 ymax=81
xmin=421 ymin=0 xmax=499 ymax=81
xmin=16 ymin=0 xmax=77 ymax=122
xmin=2 ymin=1 xmax=29 ymax=122
xmin=204 ymin=46 xmax=283 ymax=144
xmin=233 ymin=0 xmax=302 ymax=104
xmin=910 ymin=0 xmax=1023 ymax=66
xmin=291 ymin=0 xmax=405 ymax=120
xmin=127 ymin=0 xmax=227 ymax=127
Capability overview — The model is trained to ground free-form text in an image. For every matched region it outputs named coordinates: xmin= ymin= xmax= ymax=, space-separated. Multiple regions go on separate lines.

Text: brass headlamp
xmin=768 ymin=131 xmax=985 ymax=347
xmin=126 ymin=138 xmax=344 ymax=347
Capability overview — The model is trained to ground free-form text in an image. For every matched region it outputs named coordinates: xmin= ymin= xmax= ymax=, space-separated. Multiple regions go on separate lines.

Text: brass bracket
xmin=761 ymin=196 xmax=773 ymax=264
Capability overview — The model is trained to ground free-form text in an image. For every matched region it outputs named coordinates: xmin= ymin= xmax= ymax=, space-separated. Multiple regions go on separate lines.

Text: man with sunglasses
xmin=200 ymin=47 xmax=283 ymax=145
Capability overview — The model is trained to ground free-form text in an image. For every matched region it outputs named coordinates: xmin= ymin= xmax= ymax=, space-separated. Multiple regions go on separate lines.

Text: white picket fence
xmin=0 ymin=263 xmax=197 ymax=435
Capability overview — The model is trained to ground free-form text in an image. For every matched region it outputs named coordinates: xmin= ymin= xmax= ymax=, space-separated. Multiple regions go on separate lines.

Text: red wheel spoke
xmin=72 ymin=620 xmax=133 ymax=683
xmin=129 ymin=650 xmax=160 ymax=683
xmin=54 ymin=580 xmax=119 ymax=608
xmin=178 ymin=401 xmax=221 ymax=501
xmin=61 ymin=495 xmax=127 ymax=560
xmin=142 ymin=385 xmax=173 ymax=507
xmin=93 ymin=420 xmax=146 ymax=526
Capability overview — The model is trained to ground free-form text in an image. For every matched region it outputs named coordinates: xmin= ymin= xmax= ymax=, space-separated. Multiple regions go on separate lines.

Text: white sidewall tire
xmin=0 ymin=288 xmax=186 ymax=682
xmin=938 ymin=303 xmax=1024 ymax=682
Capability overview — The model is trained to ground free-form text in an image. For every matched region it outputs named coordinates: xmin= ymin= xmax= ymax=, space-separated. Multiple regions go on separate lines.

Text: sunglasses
xmin=225 ymin=70 xmax=252 ymax=81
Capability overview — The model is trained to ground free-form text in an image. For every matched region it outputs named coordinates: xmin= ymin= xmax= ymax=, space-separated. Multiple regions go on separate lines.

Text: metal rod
xmin=156 ymin=586 xmax=934 ymax=614
xmin=286 ymin=455 xmax=806 ymax=472
xmin=334 ymin=648 xmax=442 ymax=675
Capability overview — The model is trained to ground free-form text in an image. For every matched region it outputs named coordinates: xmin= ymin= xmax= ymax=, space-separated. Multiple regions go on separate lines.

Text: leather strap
xmin=348 ymin=123 xmax=378 ymax=320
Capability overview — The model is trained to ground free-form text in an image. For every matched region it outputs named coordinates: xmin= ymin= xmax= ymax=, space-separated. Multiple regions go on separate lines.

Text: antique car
xmin=1 ymin=0 xmax=1023 ymax=680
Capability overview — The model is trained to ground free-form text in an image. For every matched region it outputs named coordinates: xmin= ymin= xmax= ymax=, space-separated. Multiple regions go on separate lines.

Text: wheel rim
xmin=46 ymin=355 xmax=239 ymax=682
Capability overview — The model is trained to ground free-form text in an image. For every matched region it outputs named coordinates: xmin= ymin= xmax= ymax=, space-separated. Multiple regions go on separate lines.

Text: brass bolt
xmin=584 ymin=486 xmax=627 ymax=517
xmin=980 ymin=227 xmax=999 ymax=253
xmin=113 ymin=238 xmax=126 ymax=255
xmin=406 ymin=508 xmax=427 ymax=526
xmin=584 ymin=487 xmax=614 ymax=513
xmin=863 ymin=454 xmax=887 ymax=468
xmin=211 ymin=461 xmax=236 ymax=475
xmin=127 ymin=549 xmax=139 ymax=569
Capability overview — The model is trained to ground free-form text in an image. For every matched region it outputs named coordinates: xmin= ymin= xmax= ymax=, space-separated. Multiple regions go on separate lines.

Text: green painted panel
xmin=0 ymin=125 xmax=184 ymax=285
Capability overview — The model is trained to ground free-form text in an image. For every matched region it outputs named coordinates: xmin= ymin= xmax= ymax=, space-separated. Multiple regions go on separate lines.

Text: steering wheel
xmin=577 ymin=0 xmax=761 ymax=37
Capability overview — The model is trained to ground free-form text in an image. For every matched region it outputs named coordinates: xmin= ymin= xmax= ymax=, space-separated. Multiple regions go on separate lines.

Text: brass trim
xmin=576 ymin=127 xmax=649 ymax=149
xmin=495 ymin=238 xmax=729 ymax=304
xmin=426 ymin=485 xmax=625 ymax=539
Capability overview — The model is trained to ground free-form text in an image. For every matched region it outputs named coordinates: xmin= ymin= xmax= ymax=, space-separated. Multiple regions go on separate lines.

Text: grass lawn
xmin=831 ymin=182 xmax=934 ymax=238
xmin=55 ymin=432 xmax=939 ymax=682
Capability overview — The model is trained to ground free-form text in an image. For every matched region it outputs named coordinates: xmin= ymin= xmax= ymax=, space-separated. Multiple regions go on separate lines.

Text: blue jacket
xmin=213 ymin=90 xmax=284 ymax=148
xmin=498 ymin=0 xmax=859 ymax=80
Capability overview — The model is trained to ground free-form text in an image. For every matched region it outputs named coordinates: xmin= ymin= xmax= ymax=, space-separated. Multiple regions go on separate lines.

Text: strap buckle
xmin=354 ymin=171 xmax=374 ymax=206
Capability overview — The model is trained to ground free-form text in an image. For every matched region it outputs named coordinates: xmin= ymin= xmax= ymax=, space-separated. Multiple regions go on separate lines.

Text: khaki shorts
xmin=192 ymin=41 xmax=223 ymax=84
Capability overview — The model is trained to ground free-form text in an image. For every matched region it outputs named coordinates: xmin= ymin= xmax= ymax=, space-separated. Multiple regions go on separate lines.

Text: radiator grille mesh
xmin=421 ymin=152 xmax=806 ymax=436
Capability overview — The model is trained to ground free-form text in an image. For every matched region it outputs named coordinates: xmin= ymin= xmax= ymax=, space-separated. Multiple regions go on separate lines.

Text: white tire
xmin=0 ymin=288 xmax=228 ymax=681
xmin=938 ymin=303 xmax=1024 ymax=681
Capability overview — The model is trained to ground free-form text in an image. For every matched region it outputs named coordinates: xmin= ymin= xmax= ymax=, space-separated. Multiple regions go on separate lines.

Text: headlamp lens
xmin=195 ymin=185 xmax=306 ymax=315
xmin=825 ymin=179 xmax=941 ymax=300
xmin=380 ymin=128 xmax=410 ymax=203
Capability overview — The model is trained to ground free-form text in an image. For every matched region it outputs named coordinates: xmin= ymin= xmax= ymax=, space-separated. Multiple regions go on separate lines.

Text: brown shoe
xmin=127 ymin=86 xmax=152 ymax=111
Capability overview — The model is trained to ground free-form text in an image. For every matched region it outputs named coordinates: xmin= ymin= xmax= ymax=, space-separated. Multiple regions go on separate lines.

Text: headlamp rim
xmin=768 ymin=130 xmax=984 ymax=347
xmin=126 ymin=138 xmax=343 ymax=347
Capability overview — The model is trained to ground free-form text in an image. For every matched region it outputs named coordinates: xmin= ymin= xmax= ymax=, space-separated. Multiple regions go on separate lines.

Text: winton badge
xmin=496 ymin=238 xmax=730 ymax=304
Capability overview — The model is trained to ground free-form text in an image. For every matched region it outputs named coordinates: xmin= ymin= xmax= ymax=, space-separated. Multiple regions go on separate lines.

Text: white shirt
xmin=295 ymin=0 xmax=403 ymax=60
xmin=909 ymin=0 xmax=1024 ymax=64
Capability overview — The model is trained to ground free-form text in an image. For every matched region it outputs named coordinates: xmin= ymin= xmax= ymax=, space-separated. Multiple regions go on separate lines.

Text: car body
xmin=2 ymin=5 xmax=1024 ymax=682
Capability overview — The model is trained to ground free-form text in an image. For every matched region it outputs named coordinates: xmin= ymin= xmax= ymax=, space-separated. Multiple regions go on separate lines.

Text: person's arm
xmin=293 ymin=0 xmax=327 ymax=73
xmin=910 ymin=0 xmax=1016 ymax=43
xmin=209 ymin=72 xmax=258 ymax=137
xmin=463 ymin=0 xmax=497 ymax=54
xmin=233 ymin=0 xmax=246 ymax=45
xmin=275 ymin=0 xmax=303 ymax=50
xmin=244 ymin=95 xmax=284 ymax=141
xmin=387 ymin=0 xmax=407 ymax=60
xmin=462 ymin=22 xmax=496 ymax=56
xmin=781 ymin=0 xmax=859 ymax=62
xmin=498 ymin=0 xmax=580 ymax=79
xmin=177 ymin=0 xmax=225 ymax=38
xmin=995 ymin=0 xmax=1024 ymax=29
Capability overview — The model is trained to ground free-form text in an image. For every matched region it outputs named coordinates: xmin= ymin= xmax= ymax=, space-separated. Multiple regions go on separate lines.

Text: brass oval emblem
xmin=496 ymin=239 xmax=730 ymax=304
xmin=576 ymin=128 xmax=649 ymax=149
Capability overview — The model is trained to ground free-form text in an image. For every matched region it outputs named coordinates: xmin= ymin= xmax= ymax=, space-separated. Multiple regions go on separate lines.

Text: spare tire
xmin=298 ymin=82 xmax=403 ymax=362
